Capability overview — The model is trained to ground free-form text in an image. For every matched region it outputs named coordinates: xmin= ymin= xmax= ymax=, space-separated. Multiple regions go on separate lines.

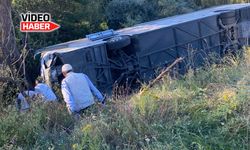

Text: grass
xmin=0 ymin=48 xmax=250 ymax=149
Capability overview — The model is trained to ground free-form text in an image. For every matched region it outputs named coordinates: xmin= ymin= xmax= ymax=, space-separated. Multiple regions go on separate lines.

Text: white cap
xmin=62 ymin=64 xmax=73 ymax=73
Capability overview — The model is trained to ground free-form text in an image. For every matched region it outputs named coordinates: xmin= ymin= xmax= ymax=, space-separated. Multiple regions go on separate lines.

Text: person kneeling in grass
xmin=16 ymin=78 xmax=57 ymax=111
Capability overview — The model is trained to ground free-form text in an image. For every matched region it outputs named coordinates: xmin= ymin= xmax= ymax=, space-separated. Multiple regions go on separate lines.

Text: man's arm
xmin=84 ymin=75 xmax=104 ymax=102
xmin=61 ymin=80 xmax=75 ymax=111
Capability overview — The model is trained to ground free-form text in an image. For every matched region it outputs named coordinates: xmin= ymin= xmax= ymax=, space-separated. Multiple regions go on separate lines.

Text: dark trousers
xmin=70 ymin=105 xmax=92 ymax=120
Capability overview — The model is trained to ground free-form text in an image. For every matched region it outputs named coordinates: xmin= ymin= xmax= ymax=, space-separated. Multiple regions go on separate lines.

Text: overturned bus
xmin=35 ymin=4 xmax=250 ymax=92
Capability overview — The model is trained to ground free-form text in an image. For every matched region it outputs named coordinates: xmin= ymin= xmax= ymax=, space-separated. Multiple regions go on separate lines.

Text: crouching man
xmin=16 ymin=78 xmax=57 ymax=111
xmin=61 ymin=64 xmax=105 ymax=119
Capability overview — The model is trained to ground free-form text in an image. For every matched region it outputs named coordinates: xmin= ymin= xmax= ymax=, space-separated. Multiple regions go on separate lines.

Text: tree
xmin=0 ymin=0 xmax=23 ymax=106
xmin=0 ymin=0 xmax=25 ymax=82
xmin=0 ymin=0 xmax=20 ymax=70
xmin=105 ymin=0 xmax=197 ymax=29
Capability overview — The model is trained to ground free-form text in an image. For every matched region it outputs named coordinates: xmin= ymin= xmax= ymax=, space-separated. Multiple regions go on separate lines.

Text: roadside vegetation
xmin=0 ymin=48 xmax=249 ymax=149
xmin=0 ymin=0 xmax=249 ymax=149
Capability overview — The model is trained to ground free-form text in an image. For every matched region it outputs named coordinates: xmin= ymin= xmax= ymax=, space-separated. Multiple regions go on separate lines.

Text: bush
xmin=0 ymin=100 xmax=74 ymax=149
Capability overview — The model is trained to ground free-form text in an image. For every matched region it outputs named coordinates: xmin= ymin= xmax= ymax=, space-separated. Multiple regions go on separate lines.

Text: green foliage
xmin=1 ymin=49 xmax=249 ymax=149
xmin=0 ymin=82 xmax=18 ymax=108
xmin=0 ymin=101 xmax=74 ymax=149
xmin=105 ymin=0 xmax=197 ymax=29
xmin=1 ymin=0 xmax=249 ymax=149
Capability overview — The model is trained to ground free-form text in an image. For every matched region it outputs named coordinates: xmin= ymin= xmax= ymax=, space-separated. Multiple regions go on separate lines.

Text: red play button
xmin=20 ymin=21 xmax=60 ymax=32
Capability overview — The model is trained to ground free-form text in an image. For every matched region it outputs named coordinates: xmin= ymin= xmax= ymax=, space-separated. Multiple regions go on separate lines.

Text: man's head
xmin=62 ymin=64 xmax=73 ymax=77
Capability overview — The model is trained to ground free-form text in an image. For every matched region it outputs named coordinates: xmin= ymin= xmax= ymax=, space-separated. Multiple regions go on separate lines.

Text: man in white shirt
xmin=34 ymin=77 xmax=57 ymax=101
xmin=61 ymin=64 xmax=105 ymax=116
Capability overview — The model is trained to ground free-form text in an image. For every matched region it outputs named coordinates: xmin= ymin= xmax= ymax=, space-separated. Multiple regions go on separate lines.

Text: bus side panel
xmin=133 ymin=16 xmax=221 ymax=80
xmin=175 ymin=16 xmax=221 ymax=73
xmin=82 ymin=45 xmax=113 ymax=92
xmin=133 ymin=28 xmax=177 ymax=81
xmin=59 ymin=45 xmax=112 ymax=92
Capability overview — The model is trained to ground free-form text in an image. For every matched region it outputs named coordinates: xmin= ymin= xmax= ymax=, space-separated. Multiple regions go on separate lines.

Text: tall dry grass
xmin=0 ymin=48 xmax=249 ymax=149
